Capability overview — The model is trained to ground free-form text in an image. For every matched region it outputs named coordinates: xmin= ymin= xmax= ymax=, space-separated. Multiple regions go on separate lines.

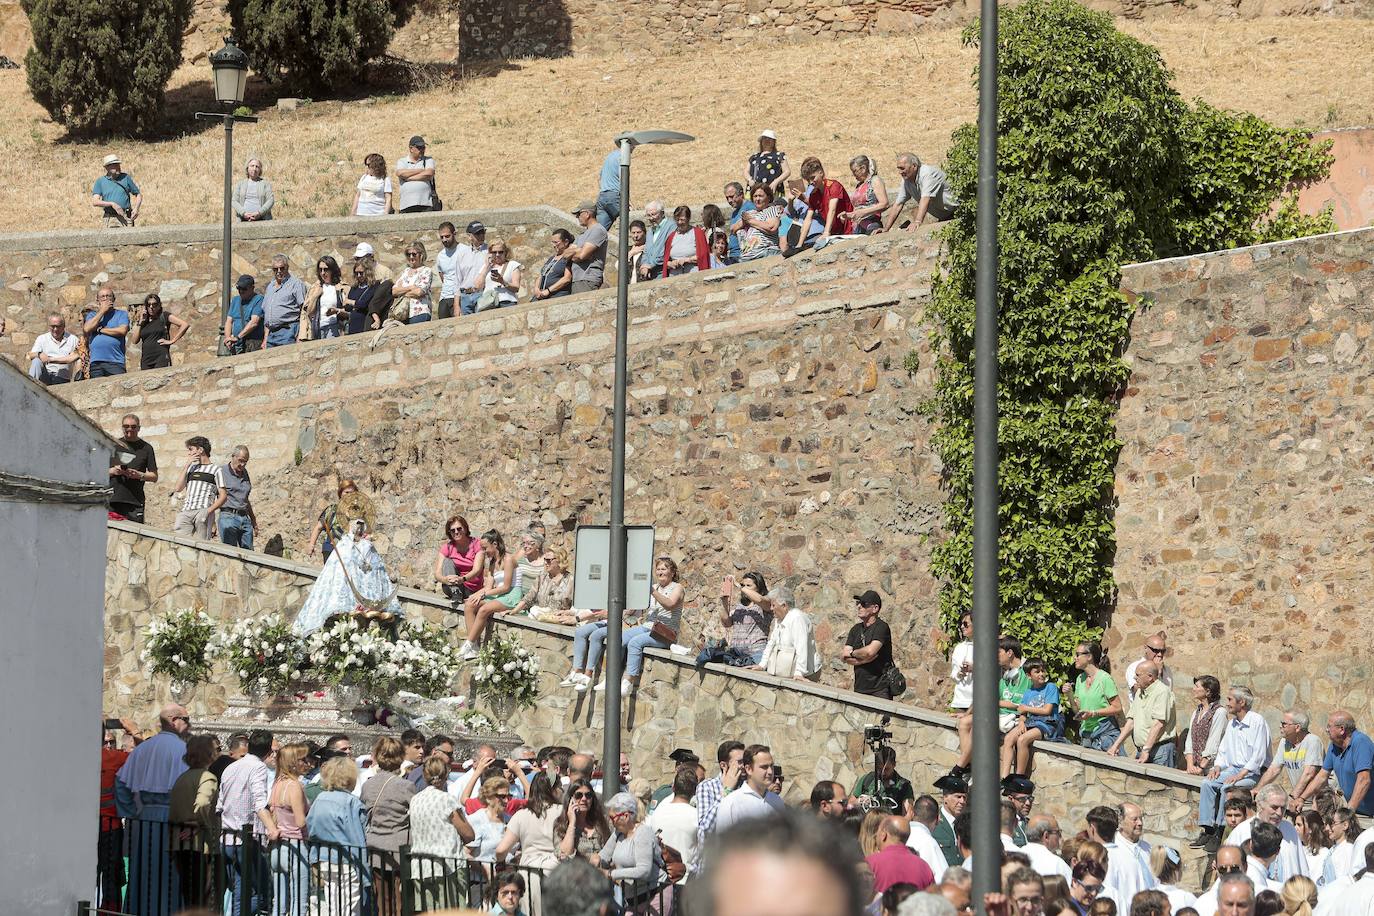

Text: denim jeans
xmin=595 ymin=188 xmax=621 ymax=230
xmin=223 ymin=840 xmax=271 ymax=915
xmin=265 ymin=322 xmax=299 ymax=348
xmin=316 ymin=324 xmax=342 ymax=339
xmin=1117 ymin=739 xmax=1177 ymax=768
xmin=270 ymin=841 xmax=309 ymax=916
xmin=90 ymin=360 xmax=127 ymax=377
xmin=1199 ymin=765 xmax=1257 ymax=826
xmin=219 ymin=512 xmax=254 ymax=549
xmin=1080 ymin=719 xmax=1121 ymax=752
xmin=573 ymin=621 xmax=608 ymax=669
xmin=623 ymin=624 xmax=669 ymax=677
xmin=459 ymin=291 xmax=481 ymax=316
xmin=408 ymin=313 xmax=432 ymax=324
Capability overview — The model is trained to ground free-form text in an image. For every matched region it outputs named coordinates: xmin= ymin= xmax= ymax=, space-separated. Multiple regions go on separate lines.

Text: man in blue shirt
xmin=91 ymin=154 xmax=141 ymax=228
xmin=1306 ymin=710 xmax=1374 ymax=816
xmin=595 ymin=147 xmax=622 ymax=230
xmin=639 ymin=201 xmax=673 ymax=280
xmin=224 ymin=275 xmax=265 ymax=355
xmin=261 ymin=255 xmax=307 ymax=349
xmin=724 ymin=182 xmax=755 ymax=265
xmin=83 ymin=287 xmax=130 ymax=377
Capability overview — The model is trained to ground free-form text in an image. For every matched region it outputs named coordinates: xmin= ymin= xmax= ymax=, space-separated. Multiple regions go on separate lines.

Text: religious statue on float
xmin=292 ymin=491 xmax=404 ymax=636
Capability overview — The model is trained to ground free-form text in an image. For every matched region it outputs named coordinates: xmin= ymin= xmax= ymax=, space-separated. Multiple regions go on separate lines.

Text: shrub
xmin=924 ymin=0 xmax=1335 ymax=679
xmin=227 ymin=0 xmax=418 ymax=93
xmin=22 ymin=0 xmax=192 ymax=136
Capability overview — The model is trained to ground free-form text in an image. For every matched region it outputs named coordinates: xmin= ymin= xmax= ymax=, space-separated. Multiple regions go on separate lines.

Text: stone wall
xmin=0 ymin=207 xmax=578 ymax=373
xmin=105 ymin=521 xmax=1207 ymax=880
xmin=1111 ymin=227 xmax=1374 ymax=723
xmin=79 ymin=230 xmax=949 ymax=699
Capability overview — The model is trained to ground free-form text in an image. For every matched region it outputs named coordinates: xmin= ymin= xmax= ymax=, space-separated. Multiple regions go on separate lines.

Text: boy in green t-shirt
xmin=947 ymin=636 xmax=1030 ymax=780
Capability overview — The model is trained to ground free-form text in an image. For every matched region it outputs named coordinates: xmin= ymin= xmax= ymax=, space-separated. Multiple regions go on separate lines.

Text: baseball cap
xmin=853 ymin=589 xmax=883 ymax=608
xmin=572 ymin=201 xmax=596 ymax=215
xmin=103 ymin=154 xmax=121 ymax=166
xmin=759 ymin=130 xmax=777 ymax=141
xmin=409 ymin=135 xmax=426 ymax=148
xmin=352 ymin=242 xmax=374 ymax=258
xmin=235 ymin=274 xmax=255 ymax=289
xmin=465 ymin=221 xmax=486 ymax=235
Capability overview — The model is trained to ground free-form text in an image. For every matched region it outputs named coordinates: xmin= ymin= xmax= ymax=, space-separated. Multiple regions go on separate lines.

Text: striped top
xmin=179 ymin=461 xmax=224 ymax=512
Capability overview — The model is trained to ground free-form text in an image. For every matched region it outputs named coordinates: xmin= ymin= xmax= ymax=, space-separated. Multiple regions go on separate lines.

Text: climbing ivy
xmin=924 ymin=0 xmax=1335 ymax=679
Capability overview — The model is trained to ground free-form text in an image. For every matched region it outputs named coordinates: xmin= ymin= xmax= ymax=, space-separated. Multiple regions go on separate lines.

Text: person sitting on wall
xmin=879 ymin=152 xmax=959 ymax=232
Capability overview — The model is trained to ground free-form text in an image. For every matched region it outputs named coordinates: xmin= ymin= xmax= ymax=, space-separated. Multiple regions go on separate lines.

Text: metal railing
xmin=86 ymin=816 xmax=679 ymax=916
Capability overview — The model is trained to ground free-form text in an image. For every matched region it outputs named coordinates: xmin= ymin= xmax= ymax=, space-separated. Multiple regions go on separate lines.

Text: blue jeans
xmin=223 ymin=841 xmax=271 ymax=915
xmin=459 ymin=291 xmax=481 ymax=316
xmin=1079 ymin=719 xmax=1121 ymax=752
xmin=595 ymin=188 xmax=621 ymax=230
xmin=270 ymin=842 xmax=309 ymax=916
xmin=265 ymin=322 xmax=299 ymax=348
xmin=1117 ymin=739 xmax=1177 ymax=768
xmin=408 ymin=313 xmax=431 ymax=324
xmin=573 ymin=621 xmax=608 ymax=670
xmin=1200 ymin=765 xmax=1257 ymax=826
xmin=219 ymin=512 xmax=253 ymax=549
xmin=316 ymin=324 xmax=341 ymax=339
xmin=90 ymin=360 xmax=126 ymax=377
xmin=624 ymin=625 xmax=669 ymax=676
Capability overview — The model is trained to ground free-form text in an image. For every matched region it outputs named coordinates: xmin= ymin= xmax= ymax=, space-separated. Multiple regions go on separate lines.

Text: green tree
xmin=23 ymin=0 xmax=192 ymax=136
xmin=227 ymin=0 xmax=419 ymax=93
xmin=924 ymin=0 xmax=1335 ymax=678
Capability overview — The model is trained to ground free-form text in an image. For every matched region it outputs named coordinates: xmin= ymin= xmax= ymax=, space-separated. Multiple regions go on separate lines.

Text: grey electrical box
xmin=573 ymin=525 xmax=656 ymax=611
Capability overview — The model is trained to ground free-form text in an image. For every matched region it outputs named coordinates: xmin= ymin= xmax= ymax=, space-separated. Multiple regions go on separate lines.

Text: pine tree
xmin=226 ymin=0 xmax=419 ymax=93
xmin=23 ymin=0 xmax=192 ymax=136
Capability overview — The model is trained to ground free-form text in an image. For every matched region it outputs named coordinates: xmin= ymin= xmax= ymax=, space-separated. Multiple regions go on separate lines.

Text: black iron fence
xmin=86 ymin=815 xmax=678 ymax=916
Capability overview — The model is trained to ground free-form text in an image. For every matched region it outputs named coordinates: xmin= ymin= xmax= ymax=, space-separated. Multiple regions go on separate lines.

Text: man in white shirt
xmin=1195 ymin=686 xmax=1272 ymax=849
xmin=28 ymin=312 xmax=80 ymax=384
xmin=1023 ymin=815 xmax=1072 ymax=882
xmin=1226 ymin=784 xmax=1309 ymax=882
xmin=1119 ymin=802 xmax=1152 ymax=860
xmin=714 ymin=744 xmax=780 ymax=833
xmin=455 ymin=221 xmax=489 ymax=315
xmin=649 ymin=766 xmax=702 ymax=878
xmin=907 ymin=795 xmax=950 ymax=882
xmin=1245 ymin=822 xmax=1288 ymax=891
xmin=1087 ymin=805 xmax=1156 ymax=905
xmin=1195 ymin=846 xmax=1249 ymax=916
xmin=1125 ymin=631 xmax=1174 ymax=698
xmin=434 ymin=221 xmax=461 ymax=320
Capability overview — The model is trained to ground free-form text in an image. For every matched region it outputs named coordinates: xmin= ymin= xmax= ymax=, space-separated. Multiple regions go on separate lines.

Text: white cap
xmin=352 ymin=242 xmax=374 ymax=258
xmin=102 ymin=154 xmax=121 ymax=166
xmin=759 ymin=130 xmax=777 ymax=141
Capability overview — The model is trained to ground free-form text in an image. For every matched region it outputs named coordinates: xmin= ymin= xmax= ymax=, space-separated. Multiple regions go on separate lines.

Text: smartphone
xmin=104 ymin=718 xmax=123 ymax=730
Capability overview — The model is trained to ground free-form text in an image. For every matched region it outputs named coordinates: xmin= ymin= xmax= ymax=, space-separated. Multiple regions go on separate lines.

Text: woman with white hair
xmin=233 ymin=158 xmax=274 ymax=221
xmin=846 ymin=156 xmax=889 ymax=235
xmin=754 ymin=586 xmax=821 ymax=682
xmin=599 ymin=791 xmax=662 ymax=908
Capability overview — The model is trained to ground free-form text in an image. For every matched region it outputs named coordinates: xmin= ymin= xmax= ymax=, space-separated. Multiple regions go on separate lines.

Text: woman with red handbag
xmin=595 ymin=557 xmax=684 ymax=697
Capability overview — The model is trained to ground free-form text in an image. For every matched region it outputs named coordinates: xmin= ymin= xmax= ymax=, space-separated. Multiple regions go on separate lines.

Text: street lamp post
xmin=970 ymin=0 xmax=1002 ymax=909
xmin=195 ymin=37 xmax=258 ymax=357
xmin=602 ymin=129 xmax=694 ymax=801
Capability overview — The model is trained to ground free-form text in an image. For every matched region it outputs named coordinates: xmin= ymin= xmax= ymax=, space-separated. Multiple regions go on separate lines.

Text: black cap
xmin=934 ymin=774 xmax=969 ymax=795
xmin=1001 ymin=774 xmax=1035 ymax=796
xmin=466 ymin=220 xmax=486 ymax=235
xmin=853 ymin=589 xmax=883 ymax=608
xmin=668 ymin=748 xmax=699 ymax=764
xmin=409 ymin=135 xmax=426 ymax=148
xmin=235 ymin=274 xmax=255 ymax=289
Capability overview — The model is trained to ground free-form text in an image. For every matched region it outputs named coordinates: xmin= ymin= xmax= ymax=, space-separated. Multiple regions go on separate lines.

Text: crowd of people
xmin=101 ymin=692 xmax=1374 ymax=916
xmin=38 ymin=133 xmax=957 ymax=383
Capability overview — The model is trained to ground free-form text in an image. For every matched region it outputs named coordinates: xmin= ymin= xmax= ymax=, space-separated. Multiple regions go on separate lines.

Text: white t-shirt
xmin=649 ymin=800 xmax=700 ymax=880
xmin=436 ymin=244 xmax=461 ymax=299
xmin=318 ymin=285 xmax=339 ymax=329
xmin=29 ymin=331 xmax=79 ymax=380
xmin=483 ymin=260 xmax=524 ymax=305
xmin=356 ymin=174 xmax=393 ymax=216
xmin=950 ymin=640 xmax=974 ymax=709
xmin=395 ymin=156 xmax=434 ymax=211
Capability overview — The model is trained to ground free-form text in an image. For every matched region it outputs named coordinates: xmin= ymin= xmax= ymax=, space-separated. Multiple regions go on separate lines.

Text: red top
xmin=101 ymin=748 xmax=130 ymax=827
xmin=805 ymin=179 xmax=854 ymax=235
xmin=441 ymin=537 xmax=484 ymax=591
xmin=866 ymin=844 xmax=935 ymax=894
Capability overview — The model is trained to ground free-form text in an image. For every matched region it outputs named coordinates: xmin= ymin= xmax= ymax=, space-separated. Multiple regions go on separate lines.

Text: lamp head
xmin=210 ymin=36 xmax=249 ymax=106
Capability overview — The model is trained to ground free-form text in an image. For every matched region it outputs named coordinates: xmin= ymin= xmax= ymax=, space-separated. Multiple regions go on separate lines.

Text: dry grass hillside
xmin=1 ymin=18 xmax=1371 ymax=234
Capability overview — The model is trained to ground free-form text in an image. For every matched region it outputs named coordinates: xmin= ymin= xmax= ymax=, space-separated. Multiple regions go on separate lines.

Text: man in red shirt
xmin=865 ymin=815 xmax=935 ymax=894
xmin=800 ymin=157 xmax=854 ymax=237
xmin=99 ymin=718 xmax=140 ymax=909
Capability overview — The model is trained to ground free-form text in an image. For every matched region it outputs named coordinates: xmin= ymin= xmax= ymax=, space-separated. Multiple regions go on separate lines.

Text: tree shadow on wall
xmin=458 ymin=0 xmax=573 ymax=63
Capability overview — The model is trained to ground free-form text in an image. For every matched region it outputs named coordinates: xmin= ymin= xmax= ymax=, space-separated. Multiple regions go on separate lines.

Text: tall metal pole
xmin=219 ymin=114 xmax=235 ymax=357
xmin=602 ymin=138 xmax=633 ymax=802
xmin=970 ymin=0 xmax=1001 ymax=909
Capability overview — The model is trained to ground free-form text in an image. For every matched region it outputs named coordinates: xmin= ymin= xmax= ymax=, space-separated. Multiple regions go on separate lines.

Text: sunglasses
xmin=1146 ymin=646 xmax=1166 ymax=655
xmin=171 ymin=715 xmax=190 ymax=723
xmin=572 ymin=791 xmax=593 ymax=800
xmin=1075 ymin=881 xmax=1103 ymax=895
xmin=406 ymin=251 xmax=422 ymax=258
xmin=448 ymin=527 xmax=465 ymax=535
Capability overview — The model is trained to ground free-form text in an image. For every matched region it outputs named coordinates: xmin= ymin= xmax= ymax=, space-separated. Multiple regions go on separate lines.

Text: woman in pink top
xmin=269 ymin=742 xmax=310 ymax=916
xmin=434 ymin=514 xmax=483 ymax=607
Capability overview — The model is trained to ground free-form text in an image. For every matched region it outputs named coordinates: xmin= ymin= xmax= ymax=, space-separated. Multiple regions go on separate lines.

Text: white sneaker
xmin=592 ymin=679 xmax=607 ymax=692
xmin=574 ymin=676 xmax=591 ymax=693
xmin=622 ymin=678 xmax=633 ymax=695
xmin=459 ymin=641 xmax=478 ymax=661
xmin=559 ymin=673 xmax=580 ymax=688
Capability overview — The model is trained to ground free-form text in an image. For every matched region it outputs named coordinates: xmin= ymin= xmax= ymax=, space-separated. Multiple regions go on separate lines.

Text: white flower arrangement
xmin=304 ymin=618 xmax=460 ymax=701
xmin=142 ymin=609 xmax=216 ymax=690
xmin=209 ymin=614 xmax=303 ymax=697
xmin=470 ymin=631 xmax=541 ymax=711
